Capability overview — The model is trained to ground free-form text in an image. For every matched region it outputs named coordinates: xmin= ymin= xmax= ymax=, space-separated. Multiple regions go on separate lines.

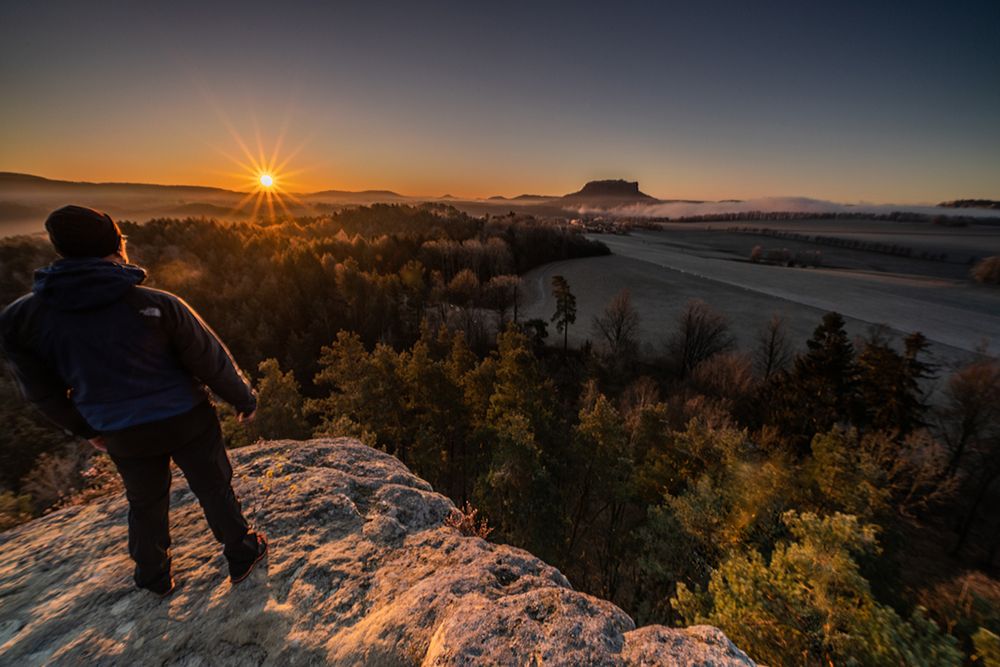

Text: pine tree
xmin=568 ymin=387 xmax=634 ymax=599
xmin=309 ymin=331 xmax=407 ymax=458
xmin=856 ymin=328 xmax=932 ymax=436
xmin=774 ymin=312 xmax=861 ymax=447
xmin=478 ymin=327 xmax=562 ymax=558
xmin=398 ymin=339 xmax=469 ymax=496
xmin=550 ymin=275 xmax=577 ymax=354
xmin=674 ymin=511 xmax=961 ymax=667
xmin=252 ymin=358 xmax=311 ymax=440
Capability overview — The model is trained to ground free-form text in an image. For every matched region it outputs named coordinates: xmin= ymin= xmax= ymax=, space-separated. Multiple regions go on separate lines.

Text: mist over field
xmin=568 ymin=197 xmax=1000 ymax=219
xmin=4 ymin=172 xmax=998 ymax=241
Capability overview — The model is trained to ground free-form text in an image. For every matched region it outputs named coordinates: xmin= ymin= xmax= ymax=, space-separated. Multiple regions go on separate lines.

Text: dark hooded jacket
xmin=0 ymin=258 xmax=256 ymax=437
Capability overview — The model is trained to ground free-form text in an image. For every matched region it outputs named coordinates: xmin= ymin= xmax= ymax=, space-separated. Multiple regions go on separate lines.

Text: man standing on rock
xmin=0 ymin=205 xmax=268 ymax=597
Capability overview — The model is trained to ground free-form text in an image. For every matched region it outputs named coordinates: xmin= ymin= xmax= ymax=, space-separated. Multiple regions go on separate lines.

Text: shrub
xmin=445 ymin=501 xmax=493 ymax=539
xmin=972 ymin=256 xmax=1000 ymax=284
xmin=0 ymin=491 xmax=33 ymax=531
xmin=21 ymin=447 xmax=87 ymax=512
xmin=59 ymin=453 xmax=123 ymax=508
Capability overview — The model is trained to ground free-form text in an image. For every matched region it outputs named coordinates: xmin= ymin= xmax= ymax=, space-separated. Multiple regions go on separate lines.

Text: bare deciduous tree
xmin=484 ymin=274 xmax=521 ymax=327
xmin=691 ymin=352 xmax=756 ymax=402
xmin=939 ymin=356 xmax=1000 ymax=477
xmin=666 ymin=299 xmax=735 ymax=378
xmin=754 ymin=314 xmax=793 ymax=380
xmin=936 ymin=355 xmax=1000 ymax=557
xmin=591 ymin=289 xmax=641 ymax=362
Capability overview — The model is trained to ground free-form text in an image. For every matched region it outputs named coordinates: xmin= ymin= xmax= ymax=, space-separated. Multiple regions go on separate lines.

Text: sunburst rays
xmin=205 ymin=103 xmax=316 ymax=223
xmin=220 ymin=126 xmax=313 ymax=222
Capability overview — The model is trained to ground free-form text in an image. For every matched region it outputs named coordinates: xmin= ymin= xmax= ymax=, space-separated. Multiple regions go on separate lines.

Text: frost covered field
xmin=519 ymin=222 xmax=1000 ymax=372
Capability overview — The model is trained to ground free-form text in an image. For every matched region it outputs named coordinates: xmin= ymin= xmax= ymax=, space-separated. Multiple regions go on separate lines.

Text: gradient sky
xmin=2 ymin=1 xmax=998 ymax=202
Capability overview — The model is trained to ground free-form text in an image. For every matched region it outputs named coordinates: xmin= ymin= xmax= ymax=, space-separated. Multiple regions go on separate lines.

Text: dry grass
xmin=445 ymin=501 xmax=493 ymax=539
xmin=972 ymin=256 xmax=1000 ymax=284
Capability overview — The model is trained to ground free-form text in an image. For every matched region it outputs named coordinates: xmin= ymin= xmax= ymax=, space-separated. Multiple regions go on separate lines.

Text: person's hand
xmin=238 ymin=410 xmax=257 ymax=424
xmin=89 ymin=436 xmax=107 ymax=452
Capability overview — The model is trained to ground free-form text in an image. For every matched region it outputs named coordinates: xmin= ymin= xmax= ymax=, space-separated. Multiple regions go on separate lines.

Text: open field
xmin=520 ymin=223 xmax=1000 ymax=376
xmin=652 ymin=219 xmax=1000 ymax=279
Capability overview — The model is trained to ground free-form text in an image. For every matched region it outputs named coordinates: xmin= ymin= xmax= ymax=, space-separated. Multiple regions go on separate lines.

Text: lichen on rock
xmin=0 ymin=438 xmax=755 ymax=666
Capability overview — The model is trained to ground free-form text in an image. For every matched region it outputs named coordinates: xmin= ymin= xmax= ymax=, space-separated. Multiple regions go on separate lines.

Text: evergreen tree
xmin=856 ymin=328 xmax=932 ymax=436
xmin=808 ymin=427 xmax=889 ymax=519
xmin=398 ymin=338 xmax=469 ymax=496
xmin=309 ymin=331 xmax=407 ymax=458
xmin=479 ymin=327 xmax=562 ymax=558
xmin=252 ymin=359 xmax=311 ymax=440
xmin=550 ymin=275 xmax=577 ymax=354
xmin=674 ymin=511 xmax=961 ymax=667
xmin=566 ymin=386 xmax=634 ymax=598
xmin=773 ymin=312 xmax=861 ymax=447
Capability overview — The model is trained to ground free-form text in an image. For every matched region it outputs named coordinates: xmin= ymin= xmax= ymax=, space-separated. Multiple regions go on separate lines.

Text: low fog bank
xmin=569 ymin=197 xmax=1000 ymax=219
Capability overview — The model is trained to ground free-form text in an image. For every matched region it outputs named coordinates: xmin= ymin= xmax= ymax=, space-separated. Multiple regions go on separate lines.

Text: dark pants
xmin=105 ymin=401 xmax=257 ymax=588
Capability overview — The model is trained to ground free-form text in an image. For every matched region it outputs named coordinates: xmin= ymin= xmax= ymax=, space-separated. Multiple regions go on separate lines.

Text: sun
xmin=213 ymin=125 xmax=312 ymax=222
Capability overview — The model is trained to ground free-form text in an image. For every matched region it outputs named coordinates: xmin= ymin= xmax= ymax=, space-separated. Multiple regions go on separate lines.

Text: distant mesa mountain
xmin=487 ymin=183 xmax=656 ymax=206
xmin=938 ymin=199 xmax=1000 ymax=210
xmin=561 ymin=180 xmax=658 ymax=205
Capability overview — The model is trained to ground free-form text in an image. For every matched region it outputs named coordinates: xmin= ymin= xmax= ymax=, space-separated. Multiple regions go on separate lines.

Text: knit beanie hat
xmin=44 ymin=205 xmax=124 ymax=258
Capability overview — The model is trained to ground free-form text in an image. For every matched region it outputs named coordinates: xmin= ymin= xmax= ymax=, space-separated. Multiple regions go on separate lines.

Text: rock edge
xmin=0 ymin=438 xmax=754 ymax=666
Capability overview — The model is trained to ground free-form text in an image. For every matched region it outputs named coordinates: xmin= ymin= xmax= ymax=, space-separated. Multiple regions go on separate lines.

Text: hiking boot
xmin=139 ymin=572 xmax=176 ymax=598
xmin=229 ymin=532 xmax=268 ymax=585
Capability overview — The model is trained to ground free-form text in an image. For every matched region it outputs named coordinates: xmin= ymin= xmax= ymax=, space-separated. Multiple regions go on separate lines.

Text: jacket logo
xmin=139 ymin=307 xmax=162 ymax=317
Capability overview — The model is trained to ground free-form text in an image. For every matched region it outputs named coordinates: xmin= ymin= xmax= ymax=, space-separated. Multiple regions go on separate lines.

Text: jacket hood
xmin=33 ymin=258 xmax=147 ymax=311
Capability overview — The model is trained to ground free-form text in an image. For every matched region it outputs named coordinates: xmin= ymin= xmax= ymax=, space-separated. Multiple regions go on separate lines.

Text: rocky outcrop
xmin=0 ymin=438 xmax=754 ymax=666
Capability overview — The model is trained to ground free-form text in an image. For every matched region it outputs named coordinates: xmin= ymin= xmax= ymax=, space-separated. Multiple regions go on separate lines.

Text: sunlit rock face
xmin=0 ymin=438 xmax=755 ymax=666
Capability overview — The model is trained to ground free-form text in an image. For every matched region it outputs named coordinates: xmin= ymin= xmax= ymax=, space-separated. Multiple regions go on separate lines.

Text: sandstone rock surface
xmin=0 ymin=438 xmax=754 ymax=666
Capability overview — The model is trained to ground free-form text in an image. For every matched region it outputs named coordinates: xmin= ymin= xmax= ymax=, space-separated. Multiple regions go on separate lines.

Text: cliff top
xmin=0 ymin=438 xmax=754 ymax=666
